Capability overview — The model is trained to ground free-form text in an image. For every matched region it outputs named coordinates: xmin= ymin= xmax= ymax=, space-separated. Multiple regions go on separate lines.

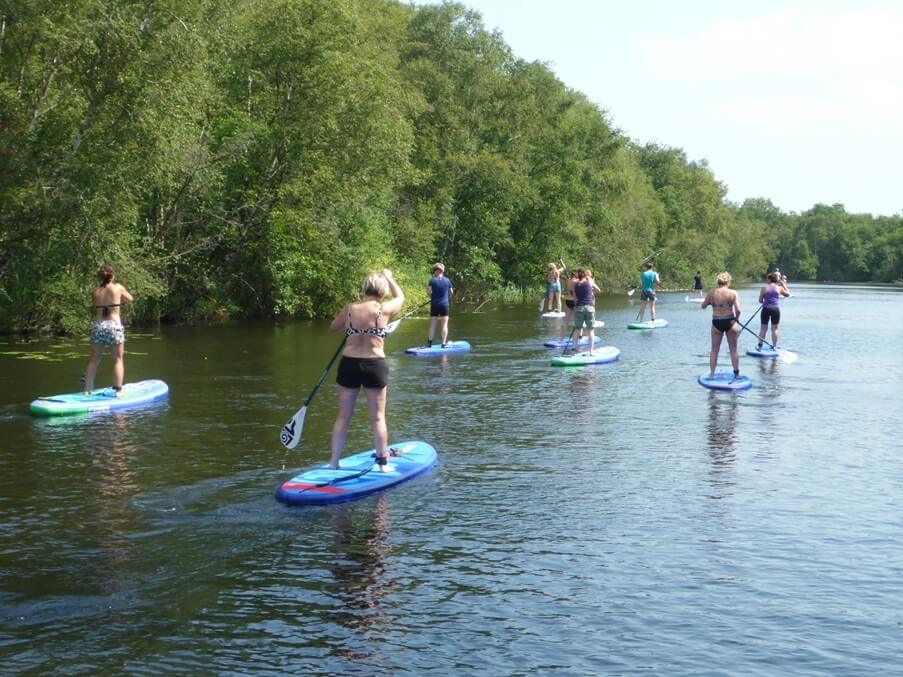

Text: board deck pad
xmin=405 ymin=340 xmax=471 ymax=355
xmin=29 ymin=379 xmax=170 ymax=416
xmin=275 ymin=440 xmax=438 ymax=505
xmin=544 ymin=335 xmax=602 ymax=349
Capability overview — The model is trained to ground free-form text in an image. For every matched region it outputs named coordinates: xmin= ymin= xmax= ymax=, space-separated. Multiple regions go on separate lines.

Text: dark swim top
xmin=575 ymin=279 xmax=594 ymax=306
xmin=429 ymin=276 xmax=453 ymax=306
xmin=346 ymin=304 xmax=388 ymax=339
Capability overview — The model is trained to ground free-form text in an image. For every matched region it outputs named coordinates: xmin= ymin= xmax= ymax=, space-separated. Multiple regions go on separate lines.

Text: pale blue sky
xmin=432 ymin=0 xmax=902 ymax=216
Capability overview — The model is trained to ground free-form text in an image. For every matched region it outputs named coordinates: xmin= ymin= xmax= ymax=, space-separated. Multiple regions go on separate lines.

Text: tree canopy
xmin=1 ymin=0 xmax=900 ymax=333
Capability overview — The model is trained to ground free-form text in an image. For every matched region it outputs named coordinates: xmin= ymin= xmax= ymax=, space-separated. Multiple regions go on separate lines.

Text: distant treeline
xmin=1 ymin=1 xmax=900 ymax=333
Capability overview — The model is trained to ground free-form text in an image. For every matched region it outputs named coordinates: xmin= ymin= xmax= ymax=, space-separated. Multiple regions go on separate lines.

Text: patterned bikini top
xmin=346 ymin=304 xmax=388 ymax=339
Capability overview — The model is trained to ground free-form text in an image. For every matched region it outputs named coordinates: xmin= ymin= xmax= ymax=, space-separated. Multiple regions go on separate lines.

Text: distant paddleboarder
xmin=756 ymin=272 xmax=791 ymax=350
xmin=543 ymin=261 xmax=565 ymax=313
xmin=426 ymin=262 xmax=454 ymax=348
xmin=570 ymin=268 xmax=601 ymax=355
xmin=637 ymin=262 xmax=660 ymax=322
xmin=82 ymin=264 xmax=133 ymax=397
xmin=693 ymin=271 xmax=704 ymax=299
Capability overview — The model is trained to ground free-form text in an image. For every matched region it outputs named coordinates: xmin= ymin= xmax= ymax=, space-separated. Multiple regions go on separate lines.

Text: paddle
xmin=738 ymin=321 xmax=798 ymax=364
xmin=561 ymin=325 xmax=578 ymax=356
xmin=287 ymin=461 xmax=377 ymax=495
xmin=280 ymin=337 xmax=347 ymax=449
xmin=385 ymin=299 xmax=431 ymax=335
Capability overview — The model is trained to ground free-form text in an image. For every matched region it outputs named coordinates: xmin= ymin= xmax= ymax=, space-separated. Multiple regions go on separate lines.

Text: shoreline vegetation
xmin=1 ymin=1 xmax=901 ymax=336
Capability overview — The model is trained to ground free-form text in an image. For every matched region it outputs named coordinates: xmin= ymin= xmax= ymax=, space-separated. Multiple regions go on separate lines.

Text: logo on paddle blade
xmin=280 ymin=419 xmax=296 ymax=447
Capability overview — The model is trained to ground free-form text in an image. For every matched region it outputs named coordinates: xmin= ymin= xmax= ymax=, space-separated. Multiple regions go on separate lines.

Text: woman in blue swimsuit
xmin=701 ymin=271 xmax=742 ymax=379
xmin=328 ymin=269 xmax=404 ymax=471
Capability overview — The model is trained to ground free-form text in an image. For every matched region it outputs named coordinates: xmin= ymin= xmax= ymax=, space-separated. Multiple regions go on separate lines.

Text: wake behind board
xmin=747 ymin=345 xmax=781 ymax=358
xmin=544 ymin=335 xmax=602 ymax=349
xmin=275 ymin=440 xmax=438 ymax=506
xmin=405 ymin=340 xmax=471 ymax=356
xmin=628 ymin=319 xmax=669 ymax=330
xmin=551 ymin=346 xmax=620 ymax=366
xmin=697 ymin=371 xmax=752 ymax=391
xmin=541 ymin=311 xmax=566 ymax=317
xmin=29 ymin=379 xmax=170 ymax=416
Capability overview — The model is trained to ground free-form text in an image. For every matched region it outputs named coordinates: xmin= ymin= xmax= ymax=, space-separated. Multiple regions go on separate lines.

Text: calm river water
xmin=1 ymin=283 xmax=902 ymax=674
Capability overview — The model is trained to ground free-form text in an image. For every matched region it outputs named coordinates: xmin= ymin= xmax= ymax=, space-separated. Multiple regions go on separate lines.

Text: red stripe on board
xmin=281 ymin=482 xmax=347 ymax=494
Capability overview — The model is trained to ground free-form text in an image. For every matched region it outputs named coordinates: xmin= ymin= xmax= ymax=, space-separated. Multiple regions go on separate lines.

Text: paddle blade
xmin=778 ymin=349 xmax=798 ymax=364
xmin=385 ymin=319 xmax=401 ymax=334
xmin=280 ymin=407 xmax=307 ymax=449
xmin=627 ymin=288 xmax=636 ymax=296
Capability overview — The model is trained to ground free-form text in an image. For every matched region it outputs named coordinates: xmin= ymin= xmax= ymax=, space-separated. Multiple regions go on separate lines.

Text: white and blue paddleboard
xmin=405 ymin=340 xmax=471 ymax=356
xmin=551 ymin=346 xmax=620 ymax=366
xmin=747 ymin=345 xmax=780 ymax=358
xmin=541 ymin=311 xmax=566 ymax=318
xmin=29 ymin=379 xmax=170 ymax=416
xmin=543 ymin=335 xmax=602 ymax=349
xmin=697 ymin=371 xmax=752 ymax=391
xmin=627 ymin=318 xmax=669 ymax=330
xmin=275 ymin=440 xmax=438 ymax=506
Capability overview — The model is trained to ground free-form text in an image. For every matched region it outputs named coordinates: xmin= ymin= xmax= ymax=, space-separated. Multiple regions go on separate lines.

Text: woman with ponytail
xmin=82 ymin=264 xmax=133 ymax=396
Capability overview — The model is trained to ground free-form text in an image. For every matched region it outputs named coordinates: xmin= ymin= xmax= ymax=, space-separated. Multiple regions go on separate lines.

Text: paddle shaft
xmin=303 ymin=336 xmax=347 ymax=408
xmin=736 ymin=303 xmax=763 ymax=337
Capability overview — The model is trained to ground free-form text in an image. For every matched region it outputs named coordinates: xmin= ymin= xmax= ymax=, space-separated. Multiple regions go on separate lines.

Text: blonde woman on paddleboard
xmin=701 ymin=271 xmax=742 ymax=379
xmin=328 ymin=270 xmax=404 ymax=472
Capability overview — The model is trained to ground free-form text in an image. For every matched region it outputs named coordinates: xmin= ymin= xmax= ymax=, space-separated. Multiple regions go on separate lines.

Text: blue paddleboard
xmin=544 ymin=335 xmax=603 ymax=349
xmin=29 ymin=379 xmax=170 ymax=416
xmin=697 ymin=371 xmax=752 ymax=391
xmin=551 ymin=346 xmax=620 ymax=366
xmin=405 ymin=340 xmax=471 ymax=356
xmin=275 ymin=440 xmax=438 ymax=506
xmin=747 ymin=345 xmax=780 ymax=358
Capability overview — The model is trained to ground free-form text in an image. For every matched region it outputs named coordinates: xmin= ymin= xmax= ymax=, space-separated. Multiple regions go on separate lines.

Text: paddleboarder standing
xmin=82 ymin=264 xmax=133 ymax=397
xmin=328 ymin=270 xmax=404 ymax=472
xmin=426 ymin=263 xmax=454 ymax=348
xmin=637 ymin=262 xmax=661 ymax=322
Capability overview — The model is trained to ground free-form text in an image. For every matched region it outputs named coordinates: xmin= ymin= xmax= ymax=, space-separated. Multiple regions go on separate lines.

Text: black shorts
xmin=712 ymin=317 xmax=736 ymax=333
xmin=761 ymin=307 xmax=781 ymax=326
xmin=430 ymin=304 xmax=449 ymax=317
xmin=565 ymin=299 xmax=575 ymax=309
xmin=336 ymin=356 xmax=388 ymax=390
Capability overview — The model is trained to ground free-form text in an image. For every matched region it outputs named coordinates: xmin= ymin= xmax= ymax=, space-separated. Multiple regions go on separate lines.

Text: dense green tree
xmin=1 ymin=0 xmax=899 ymax=335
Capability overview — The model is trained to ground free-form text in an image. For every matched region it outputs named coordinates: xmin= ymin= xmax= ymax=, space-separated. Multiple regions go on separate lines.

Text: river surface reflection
xmin=1 ymin=283 xmax=902 ymax=673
